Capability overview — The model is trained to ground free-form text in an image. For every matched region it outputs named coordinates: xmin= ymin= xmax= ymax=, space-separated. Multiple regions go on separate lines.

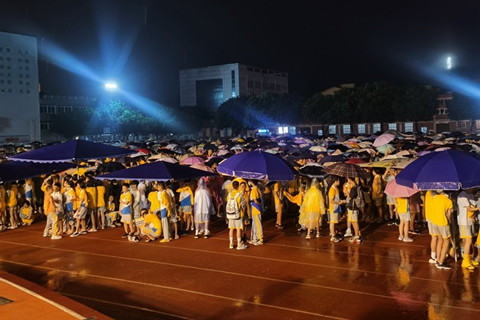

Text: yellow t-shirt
xmin=7 ymin=185 xmax=18 ymax=207
xmin=430 ymin=194 xmax=453 ymax=227
xmin=395 ymin=197 xmax=409 ymax=214
xmin=424 ymin=190 xmax=434 ymax=221
xmin=372 ymin=175 xmax=383 ymax=199
xmin=86 ymin=187 xmax=97 ymax=209
xmin=0 ymin=186 xmax=6 ymax=210
xmin=148 ymin=191 xmax=160 ymax=213
xmin=77 ymin=189 xmax=88 ymax=207
xmin=328 ymin=186 xmax=340 ymax=214
xmin=144 ymin=213 xmax=161 ymax=236
xmin=96 ymin=185 xmax=106 ymax=207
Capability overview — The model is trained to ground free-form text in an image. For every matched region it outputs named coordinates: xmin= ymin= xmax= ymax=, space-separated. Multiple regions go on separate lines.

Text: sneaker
xmin=254 ymin=240 xmax=263 ymax=246
xmin=387 ymin=220 xmax=395 ymax=226
xmin=403 ymin=237 xmax=413 ymax=243
xmin=297 ymin=227 xmax=306 ymax=232
xmin=436 ymin=262 xmax=451 ymax=270
xmin=70 ymin=232 xmax=80 ymax=237
xmin=87 ymin=229 xmax=97 ymax=233
xmin=174 ymin=235 xmax=180 ymax=240
xmin=344 ymin=229 xmax=353 ymax=237
xmin=160 ymin=239 xmax=170 ymax=243
xmin=330 ymin=236 xmax=340 ymax=243
xmin=305 ymin=234 xmax=311 ymax=239
xmin=275 ymin=224 xmax=284 ymax=229
xmin=398 ymin=236 xmax=404 ymax=241
xmin=428 ymin=258 xmax=437 ymax=264
xmin=194 ymin=234 xmax=199 ymax=239
xmin=409 ymin=229 xmax=421 ymax=235
xmin=349 ymin=236 xmax=362 ymax=243
xmin=316 ymin=233 xmax=320 ymax=238
xmin=394 ymin=219 xmax=400 ymax=226
xmin=80 ymin=230 xmax=87 ymax=235
xmin=51 ymin=235 xmax=62 ymax=240
xmin=43 ymin=234 xmax=49 ymax=237
xmin=131 ymin=236 xmax=139 ymax=242
xmin=236 ymin=243 xmax=247 ymax=250
xmin=229 ymin=242 xmax=234 ymax=249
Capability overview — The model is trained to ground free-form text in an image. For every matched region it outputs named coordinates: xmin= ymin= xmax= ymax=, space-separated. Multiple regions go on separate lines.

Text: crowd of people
xmin=1 ymin=133 xmax=480 ymax=271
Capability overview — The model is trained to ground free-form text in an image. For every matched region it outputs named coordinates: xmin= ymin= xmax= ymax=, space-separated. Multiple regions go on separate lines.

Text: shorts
xmin=97 ymin=206 xmax=106 ymax=213
xmin=228 ymin=218 xmax=243 ymax=229
xmin=373 ymin=197 xmax=383 ymax=207
xmin=398 ymin=212 xmax=411 ymax=221
xmin=329 ymin=212 xmax=339 ymax=224
xmin=120 ymin=213 xmax=132 ymax=223
xmin=180 ymin=206 xmax=192 ymax=214
xmin=87 ymin=208 xmax=96 ymax=216
xmin=347 ymin=209 xmax=358 ymax=222
xmin=74 ymin=206 xmax=87 ymax=219
xmin=429 ymin=223 xmax=451 ymax=239
xmin=169 ymin=215 xmax=178 ymax=223
xmin=55 ymin=210 xmax=64 ymax=220
xmin=459 ymin=225 xmax=473 ymax=239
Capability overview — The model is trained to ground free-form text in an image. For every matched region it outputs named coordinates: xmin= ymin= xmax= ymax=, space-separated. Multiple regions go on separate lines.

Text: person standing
xmin=457 ymin=189 xmax=479 ymax=270
xmin=273 ymin=182 xmax=284 ymax=229
xmin=194 ymin=179 xmax=213 ymax=239
xmin=249 ymin=180 xmax=264 ymax=245
xmin=157 ymin=182 xmax=172 ymax=243
xmin=300 ymin=179 xmax=325 ymax=239
xmin=371 ymin=170 xmax=385 ymax=223
xmin=430 ymin=190 xmax=454 ymax=269
xmin=119 ymin=183 xmax=135 ymax=241
xmin=328 ymin=177 xmax=346 ymax=242
xmin=226 ymin=181 xmax=247 ymax=249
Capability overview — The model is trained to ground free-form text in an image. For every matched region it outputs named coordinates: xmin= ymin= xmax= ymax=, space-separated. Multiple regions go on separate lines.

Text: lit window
xmin=343 ymin=124 xmax=351 ymax=134
xmin=404 ymin=122 xmax=413 ymax=132
xmin=329 ymin=125 xmax=336 ymax=134
xmin=358 ymin=124 xmax=366 ymax=134
xmin=317 ymin=129 xmax=323 ymax=136
xmin=388 ymin=123 xmax=397 ymax=130
xmin=421 ymin=127 xmax=428 ymax=133
xmin=373 ymin=123 xmax=381 ymax=133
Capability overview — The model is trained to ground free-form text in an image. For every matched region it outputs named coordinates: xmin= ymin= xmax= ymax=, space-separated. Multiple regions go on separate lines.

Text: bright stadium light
xmin=446 ymin=56 xmax=452 ymax=70
xmin=104 ymin=81 xmax=118 ymax=90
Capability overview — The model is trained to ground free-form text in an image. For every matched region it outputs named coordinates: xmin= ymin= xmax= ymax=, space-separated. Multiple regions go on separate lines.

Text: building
xmin=179 ymin=63 xmax=288 ymax=111
xmin=0 ymin=31 xmax=40 ymax=143
xmin=39 ymin=93 xmax=97 ymax=132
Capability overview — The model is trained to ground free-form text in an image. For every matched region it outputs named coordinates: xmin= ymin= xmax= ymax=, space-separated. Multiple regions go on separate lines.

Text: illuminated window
xmin=373 ymin=123 xmax=381 ymax=133
xmin=343 ymin=124 xmax=351 ymax=134
xmin=329 ymin=125 xmax=336 ymax=134
xmin=404 ymin=122 xmax=413 ymax=132
xmin=358 ymin=124 xmax=366 ymax=134
xmin=421 ymin=127 xmax=428 ymax=133
xmin=317 ymin=129 xmax=323 ymax=136
xmin=388 ymin=123 xmax=397 ymax=130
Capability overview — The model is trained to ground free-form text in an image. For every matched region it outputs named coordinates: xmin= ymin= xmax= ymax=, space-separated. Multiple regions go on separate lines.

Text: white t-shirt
xmin=457 ymin=191 xmax=475 ymax=226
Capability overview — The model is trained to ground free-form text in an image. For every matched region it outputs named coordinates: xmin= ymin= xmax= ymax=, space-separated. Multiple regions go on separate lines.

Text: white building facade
xmin=0 ymin=31 xmax=40 ymax=143
xmin=179 ymin=63 xmax=288 ymax=111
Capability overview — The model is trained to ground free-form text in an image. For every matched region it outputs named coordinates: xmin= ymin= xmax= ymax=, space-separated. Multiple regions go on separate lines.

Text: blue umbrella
xmin=396 ymin=150 xmax=480 ymax=190
xmin=8 ymin=139 xmax=135 ymax=163
xmin=217 ymin=150 xmax=295 ymax=181
xmin=96 ymin=161 xmax=217 ymax=181
xmin=0 ymin=161 xmax=75 ymax=183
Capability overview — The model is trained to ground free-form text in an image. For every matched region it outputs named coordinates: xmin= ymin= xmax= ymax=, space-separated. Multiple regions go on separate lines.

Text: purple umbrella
xmin=0 ymin=161 xmax=76 ymax=183
xmin=8 ymin=139 xmax=135 ymax=163
xmin=217 ymin=150 xmax=296 ymax=181
xmin=96 ymin=161 xmax=217 ymax=182
xmin=396 ymin=150 xmax=480 ymax=190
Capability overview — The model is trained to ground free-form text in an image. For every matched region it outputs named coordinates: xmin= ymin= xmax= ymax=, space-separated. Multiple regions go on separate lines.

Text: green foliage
xmin=303 ymin=82 xmax=441 ymax=124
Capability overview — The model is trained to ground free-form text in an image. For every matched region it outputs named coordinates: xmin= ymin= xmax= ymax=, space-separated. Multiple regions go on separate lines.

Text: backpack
xmin=226 ymin=192 xmax=241 ymax=219
xmin=348 ymin=186 xmax=364 ymax=210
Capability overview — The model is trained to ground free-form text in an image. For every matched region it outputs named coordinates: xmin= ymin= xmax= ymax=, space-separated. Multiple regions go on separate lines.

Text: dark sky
xmin=1 ymin=0 xmax=480 ymax=107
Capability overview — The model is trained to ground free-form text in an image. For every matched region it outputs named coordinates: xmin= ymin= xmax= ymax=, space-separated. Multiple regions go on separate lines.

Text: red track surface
xmin=1 ymin=215 xmax=480 ymax=320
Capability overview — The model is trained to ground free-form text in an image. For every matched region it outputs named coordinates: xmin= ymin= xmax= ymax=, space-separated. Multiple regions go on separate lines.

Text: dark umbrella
xmin=298 ymin=163 xmax=328 ymax=179
xmin=323 ymin=162 xmax=368 ymax=179
xmin=319 ymin=154 xmax=347 ymax=165
xmin=396 ymin=150 xmax=480 ymax=190
xmin=97 ymin=162 xmax=126 ymax=173
xmin=8 ymin=139 xmax=135 ymax=163
xmin=96 ymin=161 xmax=217 ymax=182
xmin=0 ymin=161 xmax=76 ymax=183
xmin=217 ymin=150 xmax=296 ymax=181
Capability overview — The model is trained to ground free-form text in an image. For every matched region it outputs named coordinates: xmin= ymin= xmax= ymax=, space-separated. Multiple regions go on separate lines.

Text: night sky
xmin=1 ymin=0 xmax=479 ymax=107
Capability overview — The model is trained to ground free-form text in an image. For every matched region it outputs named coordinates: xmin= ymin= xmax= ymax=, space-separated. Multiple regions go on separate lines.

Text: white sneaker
xmin=344 ymin=229 xmax=353 ymax=237
xmin=403 ymin=237 xmax=413 ymax=242
xmin=398 ymin=236 xmax=404 ymax=241
xmin=51 ymin=235 xmax=62 ymax=240
xmin=236 ymin=243 xmax=247 ymax=250
xmin=229 ymin=242 xmax=234 ymax=249
xmin=428 ymin=258 xmax=437 ymax=264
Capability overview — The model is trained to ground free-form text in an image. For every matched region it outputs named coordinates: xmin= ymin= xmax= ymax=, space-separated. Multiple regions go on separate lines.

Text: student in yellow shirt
xmin=7 ymin=184 xmax=19 ymax=229
xmin=96 ymin=180 xmax=107 ymax=230
xmin=0 ymin=185 xmax=6 ymax=231
xmin=85 ymin=180 xmax=98 ymax=232
xmin=119 ymin=183 xmax=135 ymax=241
xmin=105 ymin=195 xmax=118 ymax=228
xmin=396 ymin=197 xmax=413 ymax=242
xmin=328 ymin=177 xmax=346 ymax=242
xmin=19 ymin=200 xmax=34 ymax=225
xmin=177 ymin=181 xmax=194 ymax=232
xmin=273 ymin=182 xmax=284 ymax=229
xmin=424 ymin=190 xmax=438 ymax=264
xmin=140 ymin=208 xmax=162 ymax=242
xmin=70 ymin=181 xmax=88 ymax=237
xmin=63 ymin=181 xmax=76 ymax=235
xmin=429 ymin=190 xmax=453 ymax=270
xmin=157 ymin=182 xmax=172 ymax=243
xmin=249 ymin=180 xmax=264 ymax=245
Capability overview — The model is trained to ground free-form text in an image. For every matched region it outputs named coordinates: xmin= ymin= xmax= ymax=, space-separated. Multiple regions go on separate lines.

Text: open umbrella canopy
xmin=373 ymin=132 xmax=396 ymax=147
xmin=180 ymin=156 xmax=205 ymax=165
xmin=298 ymin=163 xmax=328 ymax=179
xmin=217 ymin=150 xmax=296 ymax=181
xmin=8 ymin=139 xmax=135 ymax=163
xmin=0 ymin=161 xmax=76 ymax=183
xmin=396 ymin=150 xmax=480 ymax=190
xmin=323 ymin=162 xmax=368 ymax=179
xmin=384 ymin=178 xmax=419 ymax=198
xmin=96 ymin=161 xmax=217 ymax=182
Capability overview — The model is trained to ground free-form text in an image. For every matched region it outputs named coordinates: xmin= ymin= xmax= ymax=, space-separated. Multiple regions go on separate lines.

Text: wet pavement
xmin=1 ymin=216 xmax=479 ymax=320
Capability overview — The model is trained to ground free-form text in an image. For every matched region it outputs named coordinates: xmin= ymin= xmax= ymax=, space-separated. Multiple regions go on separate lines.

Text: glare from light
xmin=446 ymin=56 xmax=452 ymax=70
xmin=104 ymin=81 xmax=118 ymax=90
